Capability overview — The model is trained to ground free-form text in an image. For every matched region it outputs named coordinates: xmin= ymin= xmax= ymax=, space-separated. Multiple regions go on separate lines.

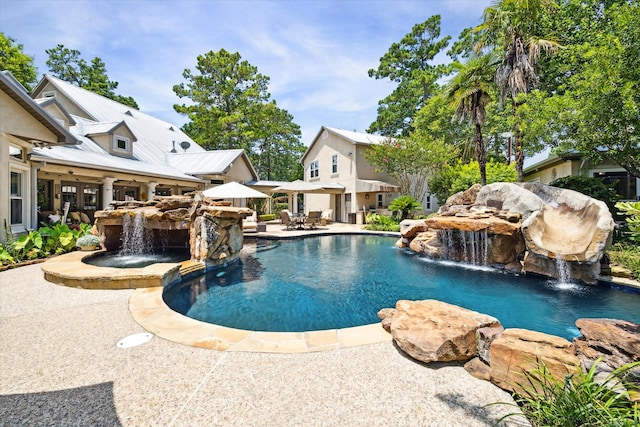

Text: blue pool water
xmin=162 ymin=235 xmax=640 ymax=339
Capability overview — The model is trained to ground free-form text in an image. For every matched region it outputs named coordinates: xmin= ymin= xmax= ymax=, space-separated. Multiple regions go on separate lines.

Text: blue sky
xmin=0 ymin=0 xmax=492 ymax=145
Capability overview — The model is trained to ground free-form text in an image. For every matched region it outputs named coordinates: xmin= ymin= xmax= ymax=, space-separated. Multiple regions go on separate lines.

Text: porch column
xmin=146 ymin=182 xmax=158 ymax=201
xmin=102 ymin=177 xmax=116 ymax=208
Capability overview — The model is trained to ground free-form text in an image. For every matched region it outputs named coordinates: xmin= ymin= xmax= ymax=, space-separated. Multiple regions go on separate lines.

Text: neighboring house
xmin=302 ymin=126 xmax=433 ymax=223
xmin=523 ymin=148 xmax=639 ymax=201
xmin=1 ymin=72 xmax=260 ymax=243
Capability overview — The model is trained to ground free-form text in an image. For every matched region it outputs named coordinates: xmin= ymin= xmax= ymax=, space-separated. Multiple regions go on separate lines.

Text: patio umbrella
xmin=203 ymin=181 xmax=270 ymax=200
xmin=272 ymin=180 xmax=326 ymax=213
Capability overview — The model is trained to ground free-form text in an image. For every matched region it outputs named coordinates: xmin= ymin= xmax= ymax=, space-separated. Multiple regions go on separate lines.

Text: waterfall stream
xmin=120 ymin=212 xmax=154 ymax=255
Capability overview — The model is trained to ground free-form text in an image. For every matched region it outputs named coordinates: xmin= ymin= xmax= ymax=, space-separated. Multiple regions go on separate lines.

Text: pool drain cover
xmin=117 ymin=332 xmax=153 ymax=348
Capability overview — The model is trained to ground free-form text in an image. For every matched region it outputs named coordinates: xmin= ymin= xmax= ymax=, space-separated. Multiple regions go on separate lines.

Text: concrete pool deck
xmin=0 ymin=223 xmax=529 ymax=426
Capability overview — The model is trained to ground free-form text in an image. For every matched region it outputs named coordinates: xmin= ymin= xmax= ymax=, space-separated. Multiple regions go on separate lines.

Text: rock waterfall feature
xmin=94 ymin=192 xmax=252 ymax=270
xmin=400 ymin=182 xmax=615 ymax=284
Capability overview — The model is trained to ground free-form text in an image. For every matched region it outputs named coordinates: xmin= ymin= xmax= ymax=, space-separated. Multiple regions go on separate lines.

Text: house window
xmin=10 ymin=171 xmax=24 ymax=225
xmin=43 ymin=90 xmax=56 ymax=98
xmin=83 ymin=186 xmax=99 ymax=211
xmin=62 ymin=185 xmax=78 ymax=211
xmin=156 ymin=187 xmax=172 ymax=196
xmin=310 ymin=160 xmax=319 ymax=179
xmin=331 ymin=154 xmax=338 ymax=174
xmin=113 ymin=135 xmax=130 ymax=152
xmin=377 ymin=194 xmax=383 ymax=208
xmin=425 ymin=195 xmax=432 ymax=210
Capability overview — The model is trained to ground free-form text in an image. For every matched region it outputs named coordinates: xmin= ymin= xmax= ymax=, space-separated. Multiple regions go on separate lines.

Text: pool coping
xmin=129 ymin=286 xmax=392 ymax=353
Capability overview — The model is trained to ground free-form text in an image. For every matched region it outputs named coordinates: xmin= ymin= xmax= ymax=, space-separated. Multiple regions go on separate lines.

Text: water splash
xmin=439 ymin=229 xmax=489 ymax=266
xmin=120 ymin=212 xmax=154 ymax=255
xmin=555 ymin=257 xmax=573 ymax=285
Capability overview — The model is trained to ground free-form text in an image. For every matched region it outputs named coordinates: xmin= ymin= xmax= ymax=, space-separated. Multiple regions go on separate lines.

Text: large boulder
xmin=388 ymin=299 xmax=501 ymax=363
xmin=573 ymin=318 xmax=640 ymax=372
xmin=489 ymin=328 xmax=580 ymax=394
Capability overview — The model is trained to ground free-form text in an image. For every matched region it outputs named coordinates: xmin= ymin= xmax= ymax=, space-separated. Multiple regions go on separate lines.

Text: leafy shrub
xmin=75 ymin=234 xmax=101 ymax=248
xmin=259 ymin=214 xmax=276 ymax=221
xmin=608 ymin=243 xmax=640 ymax=279
xmin=616 ymin=201 xmax=640 ymax=243
xmin=273 ymin=203 xmax=289 ymax=217
xmin=389 ymin=195 xmax=421 ymax=220
xmin=364 ymin=213 xmax=400 ymax=232
xmin=551 ymin=176 xmax=620 ymax=213
xmin=498 ymin=359 xmax=639 ymax=426
xmin=430 ymin=160 xmax=517 ymax=203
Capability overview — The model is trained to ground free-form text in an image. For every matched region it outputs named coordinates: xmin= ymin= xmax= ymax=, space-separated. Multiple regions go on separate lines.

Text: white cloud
xmin=0 ymin=0 xmax=492 ymax=144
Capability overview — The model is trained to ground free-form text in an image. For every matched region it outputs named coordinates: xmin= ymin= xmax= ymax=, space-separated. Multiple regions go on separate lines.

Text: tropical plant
xmin=608 ymin=243 xmax=640 ymax=280
xmin=12 ymin=230 xmax=44 ymax=261
xmin=38 ymin=223 xmax=77 ymax=255
xmin=0 ymin=243 xmax=15 ymax=265
xmin=475 ymin=0 xmax=560 ymax=181
xmin=446 ymin=54 xmax=496 ymax=185
xmin=389 ymin=195 xmax=422 ymax=221
xmin=498 ymin=359 xmax=640 ymax=426
xmin=616 ymin=201 xmax=640 ymax=243
xmin=364 ymin=213 xmax=400 ymax=232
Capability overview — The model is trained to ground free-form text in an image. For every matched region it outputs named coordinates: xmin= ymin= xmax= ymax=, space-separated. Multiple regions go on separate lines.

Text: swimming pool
xmin=162 ymin=234 xmax=640 ymax=339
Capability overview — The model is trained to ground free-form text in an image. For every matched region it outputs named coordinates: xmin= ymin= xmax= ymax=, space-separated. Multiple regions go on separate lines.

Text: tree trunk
xmin=475 ymin=123 xmax=486 ymax=186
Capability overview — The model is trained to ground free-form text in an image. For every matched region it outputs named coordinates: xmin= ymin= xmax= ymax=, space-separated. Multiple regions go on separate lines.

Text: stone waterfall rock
xmin=489 ymin=328 xmax=580 ymax=395
xmin=401 ymin=182 xmax=615 ymax=283
xmin=387 ymin=300 xmax=501 ymax=363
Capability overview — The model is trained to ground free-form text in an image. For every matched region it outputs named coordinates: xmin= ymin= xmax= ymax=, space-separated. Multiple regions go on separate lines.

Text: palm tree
xmin=446 ymin=54 xmax=496 ymax=185
xmin=475 ymin=0 xmax=560 ymax=181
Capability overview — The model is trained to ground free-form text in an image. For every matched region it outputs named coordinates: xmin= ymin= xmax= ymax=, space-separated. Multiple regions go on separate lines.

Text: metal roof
xmin=166 ymin=149 xmax=245 ymax=175
xmin=31 ymin=145 xmax=202 ymax=182
xmin=34 ymin=75 xmax=204 ymax=165
xmin=302 ymin=126 xmax=392 ymax=163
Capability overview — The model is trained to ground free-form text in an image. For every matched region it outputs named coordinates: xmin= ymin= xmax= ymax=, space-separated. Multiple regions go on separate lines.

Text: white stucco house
xmin=301 ymin=126 xmax=438 ymax=223
xmin=1 ymin=72 xmax=260 ymax=243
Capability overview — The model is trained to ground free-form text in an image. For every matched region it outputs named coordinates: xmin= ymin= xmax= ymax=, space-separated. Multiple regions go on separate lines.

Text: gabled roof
xmin=301 ymin=125 xmax=391 ymax=163
xmin=33 ymin=97 xmax=76 ymax=126
xmin=83 ymin=121 xmax=137 ymax=140
xmin=0 ymin=71 xmax=79 ymax=146
xmin=32 ymin=75 xmax=203 ymax=164
xmin=166 ymin=149 xmax=259 ymax=180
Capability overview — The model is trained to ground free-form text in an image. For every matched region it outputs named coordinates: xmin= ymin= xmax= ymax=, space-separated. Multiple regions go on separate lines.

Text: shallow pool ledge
xmin=129 ymin=286 xmax=392 ymax=353
xmin=41 ymin=250 xmax=183 ymax=290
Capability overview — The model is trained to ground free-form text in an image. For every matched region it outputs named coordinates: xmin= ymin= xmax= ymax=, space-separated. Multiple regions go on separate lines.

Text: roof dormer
xmin=84 ymin=120 xmax=137 ymax=158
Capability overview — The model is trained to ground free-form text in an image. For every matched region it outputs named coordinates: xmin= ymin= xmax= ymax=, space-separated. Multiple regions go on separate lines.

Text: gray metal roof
xmin=31 ymin=145 xmax=202 ymax=182
xmin=166 ymin=149 xmax=245 ymax=175
xmin=324 ymin=127 xmax=391 ymax=145
xmin=36 ymin=75 xmax=204 ymax=164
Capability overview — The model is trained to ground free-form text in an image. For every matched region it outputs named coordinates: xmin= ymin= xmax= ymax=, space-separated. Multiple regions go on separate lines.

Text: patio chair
xmin=243 ymin=210 xmax=258 ymax=233
xmin=279 ymin=210 xmax=296 ymax=230
xmin=320 ymin=209 xmax=333 ymax=225
xmin=304 ymin=211 xmax=321 ymax=230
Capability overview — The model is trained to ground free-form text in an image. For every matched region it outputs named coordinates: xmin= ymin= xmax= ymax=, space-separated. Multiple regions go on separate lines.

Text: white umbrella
xmin=272 ymin=180 xmax=325 ymax=193
xmin=272 ymin=180 xmax=327 ymax=213
xmin=203 ymin=182 xmax=270 ymax=199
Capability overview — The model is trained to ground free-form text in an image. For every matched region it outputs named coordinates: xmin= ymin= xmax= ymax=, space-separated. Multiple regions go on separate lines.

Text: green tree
xmin=368 ymin=16 xmax=451 ymax=137
xmin=252 ymin=101 xmax=305 ymax=181
xmin=0 ymin=33 xmax=37 ymax=90
xmin=174 ymin=49 xmax=304 ymax=181
xmin=521 ymin=1 xmax=639 ymax=178
xmin=363 ymin=134 xmax=455 ymax=204
xmin=429 ymin=160 xmax=517 ymax=203
xmin=445 ymin=54 xmax=496 ymax=185
xmin=475 ymin=0 xmax=560 ymax=181
xmin=45 ymin=45 xmax=138 ymax=108
xmin=389 ymin=195 xmax=422 ymax=220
